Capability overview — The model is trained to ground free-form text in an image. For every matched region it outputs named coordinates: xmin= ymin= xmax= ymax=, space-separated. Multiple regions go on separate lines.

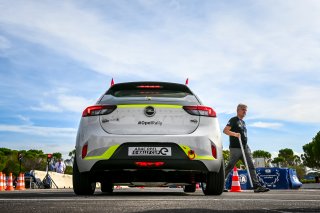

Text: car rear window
xmin=105 ymin=82 xmax=194 ymax=98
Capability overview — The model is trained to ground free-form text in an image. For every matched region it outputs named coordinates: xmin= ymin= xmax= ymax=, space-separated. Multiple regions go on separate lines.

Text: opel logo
xmin=144 ymin=106 xmax=155 ymax=117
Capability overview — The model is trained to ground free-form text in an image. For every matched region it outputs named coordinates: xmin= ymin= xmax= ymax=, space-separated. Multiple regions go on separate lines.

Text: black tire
xmin=201 ymin=161 xmax=225 ymax=195
xmin=101 ymin=181 xmax=114 ymax=193
xmin=73 ymin=159 xmax=96 ymax=195
xmin=183 ymin=183 xmax=196 ymax=193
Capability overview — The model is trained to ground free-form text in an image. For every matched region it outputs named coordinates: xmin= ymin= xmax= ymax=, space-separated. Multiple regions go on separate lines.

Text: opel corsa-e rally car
xmin=73 ymin=81 xmax=225 ymax=195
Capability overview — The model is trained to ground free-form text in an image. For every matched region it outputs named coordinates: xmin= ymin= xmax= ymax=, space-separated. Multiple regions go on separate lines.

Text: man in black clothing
xmin=223 ymin=104 xmax=269 ymax=193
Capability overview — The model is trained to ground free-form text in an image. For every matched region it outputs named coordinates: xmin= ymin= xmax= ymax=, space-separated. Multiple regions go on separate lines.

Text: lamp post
xmin=18 ymin=153 xmax=23 ymax=173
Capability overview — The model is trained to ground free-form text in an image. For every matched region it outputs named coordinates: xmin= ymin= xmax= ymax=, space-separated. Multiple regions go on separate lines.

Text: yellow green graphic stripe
xmin=179 ymin=144 xmax=215 ymax=160
xmin=117 ymin=104 xmax=182 ymax=108
xmin=84 ymin=144 xmax=120 ymax=160
xmin=84 ymin=144 xmax=215 ymax=161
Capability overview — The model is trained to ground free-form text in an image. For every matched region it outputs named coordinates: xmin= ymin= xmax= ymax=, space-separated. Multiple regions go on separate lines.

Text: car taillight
xmin=135 ymin=161 xmax=165 ymax=167
xmin=82 ymin=105 xmax=117 ymax=117
xmin=183 ymin=106 xmax=216 ymax=117
xmin=82 ymin=144 xmax=88 ymax=159
xmin=211 ymin=144 xmax=217 ymax=159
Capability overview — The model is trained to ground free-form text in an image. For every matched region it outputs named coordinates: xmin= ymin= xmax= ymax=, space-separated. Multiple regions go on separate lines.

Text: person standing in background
xmin=55 ymin=158 xmax=66 ymax=174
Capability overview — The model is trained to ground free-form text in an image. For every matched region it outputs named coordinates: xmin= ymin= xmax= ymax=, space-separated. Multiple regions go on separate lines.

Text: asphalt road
xmin=0 ymin=188 xmax=319 ymax=213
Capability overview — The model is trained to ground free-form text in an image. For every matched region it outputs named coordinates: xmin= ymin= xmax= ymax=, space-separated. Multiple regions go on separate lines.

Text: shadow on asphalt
xmin=135 ymin=208 xmax=320 ymax=213
xmin=0 ymin=190 xmax=190 ymax=198
xmin=96 ymin=191 xmax=189 ymax=196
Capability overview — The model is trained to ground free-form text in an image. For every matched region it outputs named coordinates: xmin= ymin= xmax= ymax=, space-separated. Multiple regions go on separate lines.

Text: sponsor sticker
xmin=128 ymin=147 xmax=171 ymax=156
xmin=239 ymin=174 xmax=248 ymax=184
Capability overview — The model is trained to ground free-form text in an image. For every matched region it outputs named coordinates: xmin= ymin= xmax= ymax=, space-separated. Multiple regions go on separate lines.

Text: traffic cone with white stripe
xmin=5 ymin=173 xmax=14 ymax=191
xmin=15 ymin=173 xmax=21 ymax=190
xmin=16 ymin=173 xmax=26 ymax=190
xmin=3 ymin=174 xmax=7 ymax=191
xmin=230 ymin=166 xmax=241 ymax=192
xmin=22 ymin=173 xmax=26 ymax=190
xmin=0 ymin=172 xmax=5 ymax=191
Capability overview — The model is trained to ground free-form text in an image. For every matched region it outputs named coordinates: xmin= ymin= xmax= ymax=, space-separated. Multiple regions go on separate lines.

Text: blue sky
xmin=0 ymin=0 xmax=319 ymax=160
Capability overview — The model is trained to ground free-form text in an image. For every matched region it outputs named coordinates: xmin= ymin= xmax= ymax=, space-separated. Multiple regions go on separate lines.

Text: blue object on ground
xmin=225 ymin=167 xmax=302 ymax=190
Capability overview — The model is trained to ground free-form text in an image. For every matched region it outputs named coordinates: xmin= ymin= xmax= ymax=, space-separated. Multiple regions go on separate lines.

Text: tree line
xmin=0 ymin=148 xmax=74 ymax=177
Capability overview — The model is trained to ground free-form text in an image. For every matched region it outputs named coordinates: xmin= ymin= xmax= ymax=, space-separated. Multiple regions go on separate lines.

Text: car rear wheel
xmin=201 ymin=161 xmax=225 ymax=195
xmin=101 ymin=181 xmax=114 ymax=193
xmin=73 ymin=158 xmax=96 ymax=195
xmin=183 ymin=183 xmax=196 ymax=192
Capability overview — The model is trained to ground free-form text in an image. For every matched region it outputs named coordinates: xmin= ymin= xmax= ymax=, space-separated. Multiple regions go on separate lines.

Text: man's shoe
xmin=223 ymin=189 xmax=228 ymax=192
xmin=254 ymin=186 xmax=270 ymax=193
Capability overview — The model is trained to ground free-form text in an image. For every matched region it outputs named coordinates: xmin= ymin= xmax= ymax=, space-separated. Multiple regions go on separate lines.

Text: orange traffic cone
xmin=0 ymin=172 xmax=5 ymax=191
xmin=5 ymin=173 xmax=14 ymax=191
xmin=230 ymin=166 xmax=242 ymax=192
xmin=22 ymin=173 xmax=26 ymax=190
xmin=3 ymin=174 xmax=7 ymax=191
xmin=15 ymin=173 xmax=20 ymax=190
xmin=16 ymin=173 xmax=26 ymax=190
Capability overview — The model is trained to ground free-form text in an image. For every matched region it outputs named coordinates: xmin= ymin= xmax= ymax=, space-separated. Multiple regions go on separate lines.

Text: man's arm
xmin=223 ymin=125 xmax=241 ymax=138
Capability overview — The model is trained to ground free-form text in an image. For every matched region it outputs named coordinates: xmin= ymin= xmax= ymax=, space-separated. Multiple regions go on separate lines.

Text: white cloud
xmin=31 ymin=102 xmax=62 ymax=112
xmin=57 ymin=94 xmax=94 ymax=113
xmin=0 ymin=124 xmax=76 ymax=137
xmin=31 ymin=89 xmax=94 ymax=113
xmin=245 ymin=85 xmax=320 ymax=123
xmin=0 ymin=35 xmax=11 ymax=50
xmin=270 ymin=151 xmax=279 ymax=159
xmin=1 ymin=0 xmax=319 ymax=79
xmin=0 ymin=0 xmax=319 ymax=124
xmin=249 ymin=122 xmax=283 ymax=129
xmin=16 ymin=115 xmax=33 ymax=125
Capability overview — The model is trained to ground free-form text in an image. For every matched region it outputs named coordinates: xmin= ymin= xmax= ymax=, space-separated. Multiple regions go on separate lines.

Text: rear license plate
xmin=128 ymin=147 xmax=172 ymax=156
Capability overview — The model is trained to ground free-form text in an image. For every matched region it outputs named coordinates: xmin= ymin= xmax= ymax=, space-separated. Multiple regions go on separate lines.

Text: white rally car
xmin=73 ymin=81 xmax=224 ymax=195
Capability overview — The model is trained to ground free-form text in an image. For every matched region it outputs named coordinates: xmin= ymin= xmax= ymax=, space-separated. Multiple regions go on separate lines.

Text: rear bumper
xmin=91 ymin=159 xmax=209 ymax=171
xmin=88 ymin=159 xmax=210 ymax=184
xmin=76 ymin=137 xmax=222 ymax=171
xmin=82 ymin=143 xmax=223 ymax=185
xmin=77 ymin=140 xmax=223 ymax=174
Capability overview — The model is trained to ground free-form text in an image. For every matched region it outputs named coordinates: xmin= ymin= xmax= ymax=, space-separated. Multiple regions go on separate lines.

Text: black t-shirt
xmin=226 ymin=116 xmax=247 ymax=148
